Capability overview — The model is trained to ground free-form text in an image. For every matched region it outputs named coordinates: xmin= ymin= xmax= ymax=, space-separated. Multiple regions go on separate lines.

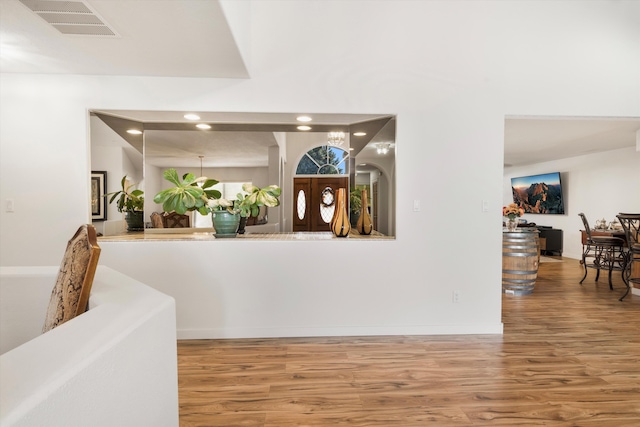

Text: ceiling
xmin=504 ymin=116 xmax=640 ymax=167
xmin=2 ymin=0 xmax=638 ymax=167
xmin=91 ymin=110 xmax=396 ymax=169
xmin=0 ymin=0 xmax=248 ymax=78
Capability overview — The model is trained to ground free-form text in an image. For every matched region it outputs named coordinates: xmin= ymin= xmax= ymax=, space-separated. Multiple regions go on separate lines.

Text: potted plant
xmin=349 ymin=187 xmax=362 ymax=227
xmin=107 ymin=175 xmax=145 ymax=231
xmin=208 ymin=197 xmax=241 ymax=237
xmin=502 ymin=203 xmax=524 ymax=232
xmin=235 ymin=183 xmax=281 ymax=234
xmin=153 ymin=168 xmax=220 ymax=215
xmin=154 ymin=168 xmax=242 ymax=237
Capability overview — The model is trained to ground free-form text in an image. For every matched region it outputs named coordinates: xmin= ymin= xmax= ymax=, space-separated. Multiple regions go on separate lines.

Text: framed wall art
xmin=511 ymin=171 xmax=565 ymax=215
xmin=91 ymin=171 xmax=107 ymax=221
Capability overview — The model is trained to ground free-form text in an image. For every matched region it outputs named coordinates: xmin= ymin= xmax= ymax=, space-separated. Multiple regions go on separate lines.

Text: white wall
xmin=91 ymin=145 xmax=123 ymax=233
xmin=91 ymin=115 xmax=143 ymax=233
xmin=1 ymin=1 xmax=639 ymax=337
xmin=354 ymin=143 xmax=396 ymax=236
xmin=504 ymin=147 xmax=640 ymax=260
xmin=0 ymin=266 xmax=178 ymax=426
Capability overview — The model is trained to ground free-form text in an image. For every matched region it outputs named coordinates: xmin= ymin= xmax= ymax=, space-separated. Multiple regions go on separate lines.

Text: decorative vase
xmin=125 ymin=211 xmax=144 ymax=232
xmin=331 ymin=188 xmax=351 ymax=238
xmin=356 ymin=189 xmax=373 ymax=235
xmin=328 ymin=189 xmax=338 ymax=231
xmin=506 ymin=217 xmax=518 ymax=232
xmin=330 ymin=204 xmax=339 ymax=231
xmin=212 ymin=210 xmax=240 ymax=238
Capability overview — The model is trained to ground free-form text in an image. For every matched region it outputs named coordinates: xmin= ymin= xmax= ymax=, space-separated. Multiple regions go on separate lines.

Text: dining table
xmin=581 ymin=228 xmax=626 ymax=246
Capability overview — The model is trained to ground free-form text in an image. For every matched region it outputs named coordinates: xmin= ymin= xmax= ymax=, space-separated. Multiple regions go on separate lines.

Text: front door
xmin=293 ymin=177 xmax=349 ymax=232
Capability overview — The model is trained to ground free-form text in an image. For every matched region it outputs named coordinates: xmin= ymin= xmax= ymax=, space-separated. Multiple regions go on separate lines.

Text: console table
xmin=537 ymin=227 xmax=563 ymax=256
xmin=502 ymin=230 xmax=540 ymax=295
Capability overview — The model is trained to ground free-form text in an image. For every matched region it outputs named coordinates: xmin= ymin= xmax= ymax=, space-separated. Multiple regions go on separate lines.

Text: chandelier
xmin=327 ymin=131 xmax=345 ymax=147
xmin=376 ymin=143 xmax=391 ymax=155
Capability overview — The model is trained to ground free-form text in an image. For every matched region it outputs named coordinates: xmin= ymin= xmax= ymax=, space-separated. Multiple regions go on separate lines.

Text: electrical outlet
xmin=453 ymin=290 xmax=461 ymax=303
xmin=5 ymin=199 xmax=14 ymax=213
xmin=413 ymin=199 xmax=420 ymax=212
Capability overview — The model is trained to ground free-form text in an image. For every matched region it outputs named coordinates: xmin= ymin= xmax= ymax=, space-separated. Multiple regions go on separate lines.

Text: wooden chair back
xmin=42 ymin=224 xmax=101 ymax=333
xmin=150 ymin=212 xmax=165 ymax=228
xmin=164 ymin=212 xmax=190 ymax=228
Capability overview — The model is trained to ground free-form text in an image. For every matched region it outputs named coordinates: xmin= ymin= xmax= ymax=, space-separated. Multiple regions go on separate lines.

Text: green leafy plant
xmin=153 ymin=168 xmax=221 ymax=215
xmin=236 ymin=183 xmax=281 ymax=218
xmin=107 ymin=176 xmax=144 ymax=213
xmin=208 ymin=198 xmax=236 ymax=212
xmin=350 ymin=187 xmax=362 ymax=214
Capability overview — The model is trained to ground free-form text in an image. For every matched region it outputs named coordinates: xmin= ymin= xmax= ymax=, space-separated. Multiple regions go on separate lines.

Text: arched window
xmin=296 ymin=146 xmax=349 ymax=175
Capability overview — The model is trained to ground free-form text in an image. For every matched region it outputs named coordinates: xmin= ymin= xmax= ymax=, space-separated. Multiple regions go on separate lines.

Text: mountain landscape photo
xmin=511 ymin=173 xmax=565 ymax=214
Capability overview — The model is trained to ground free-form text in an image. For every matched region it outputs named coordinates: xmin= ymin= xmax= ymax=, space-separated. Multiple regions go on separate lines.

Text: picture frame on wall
xmin=91 ymin=171 xmax=107 ymax=221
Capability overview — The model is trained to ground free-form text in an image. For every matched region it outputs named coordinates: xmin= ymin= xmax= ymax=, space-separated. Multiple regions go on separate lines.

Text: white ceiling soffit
xmin=91 ymin=110 xmax=396 ymax=168
xmin=19 ymin=0 xmax=117 ymax=36
xmin=3 ymin=0 xmax=249 ymax=77
xmin=504 ymin=116 xmax=640 ymax=167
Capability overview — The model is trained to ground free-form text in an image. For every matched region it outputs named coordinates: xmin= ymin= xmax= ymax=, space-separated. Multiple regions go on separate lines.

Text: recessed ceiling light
xmin=184 ymin=114 xmax=200 ymax=121
xmin=126 ymin=129 xmax=142 ymax=135
xmin=297 ymin=125 xmax=312 ymax=131
xmin=349 ymin=147 xmax=354 ymax=151
xmin=296 ymin=116 xmax=312 ymax=122
xmin=196 ymin=124 xmax=211 ymax=130
xmin=353 ymin=132 xmax=366 ymax=136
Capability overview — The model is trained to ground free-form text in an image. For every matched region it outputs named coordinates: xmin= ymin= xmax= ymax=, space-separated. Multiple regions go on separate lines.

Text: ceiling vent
xmin=19 ymin=0 xmax=119 ymax=37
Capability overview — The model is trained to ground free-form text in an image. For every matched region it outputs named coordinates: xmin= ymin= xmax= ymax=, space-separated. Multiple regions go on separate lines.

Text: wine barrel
xmin=502 ymin=231 xmax=539 ymax=295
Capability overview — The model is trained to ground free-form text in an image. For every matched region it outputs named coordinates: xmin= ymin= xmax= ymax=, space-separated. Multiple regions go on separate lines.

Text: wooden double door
xmin=293 ymin=177 xmax=348 ymax=232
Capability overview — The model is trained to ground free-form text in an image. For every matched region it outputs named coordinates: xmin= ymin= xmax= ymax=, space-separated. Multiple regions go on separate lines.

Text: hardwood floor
xmin=177 ymin=258 xmax=640 ymax=426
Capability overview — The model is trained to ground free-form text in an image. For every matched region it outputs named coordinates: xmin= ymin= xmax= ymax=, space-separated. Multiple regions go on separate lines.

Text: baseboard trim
xmin=177 ymin=323 xmax=504 ymax=340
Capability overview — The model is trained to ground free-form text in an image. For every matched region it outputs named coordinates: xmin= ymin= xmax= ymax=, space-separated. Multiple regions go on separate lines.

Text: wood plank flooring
xmin=177 ymin=258 xmax=640 ymax=426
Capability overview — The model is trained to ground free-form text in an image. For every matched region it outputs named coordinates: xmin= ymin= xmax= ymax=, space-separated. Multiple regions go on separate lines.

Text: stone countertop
xmin=98 ymin=230 xmax=393 ymax=242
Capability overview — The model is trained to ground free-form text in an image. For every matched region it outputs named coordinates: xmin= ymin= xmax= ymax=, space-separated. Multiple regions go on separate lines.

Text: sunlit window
xmin=211 ymin=182 xmax=246 ymax=200
xmin=296 ymin=146 xmax=349 ymax=175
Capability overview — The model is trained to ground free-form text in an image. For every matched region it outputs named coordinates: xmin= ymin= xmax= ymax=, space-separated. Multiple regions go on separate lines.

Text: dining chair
xmin=150 ymin=212 xmax=165 ymax=228
xmin=578 ymin=213 xmax=626 ymax=292
xmin=616 ymin=213 xmax=640 ymax=301
xmin=42 ymin=224 xmax=101 ymax=333
xmin=163 ymin=212 xmax=190 ymax=228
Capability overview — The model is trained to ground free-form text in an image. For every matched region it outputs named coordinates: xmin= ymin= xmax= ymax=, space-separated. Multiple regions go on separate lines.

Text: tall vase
xmin=506 ymin=217 xmax=518 ymax=232
xmin=329 ymin=202 xmax=338 ymax=231
xmin=331 ymin=188 xmax=351 ymax=237
xmin=356 ymin=189 xmax=373 ymax=235
xmin=328 ymin=189 xmax=339 ymax=231
xmin=212 ymin=210 xmax=240 ymax=238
